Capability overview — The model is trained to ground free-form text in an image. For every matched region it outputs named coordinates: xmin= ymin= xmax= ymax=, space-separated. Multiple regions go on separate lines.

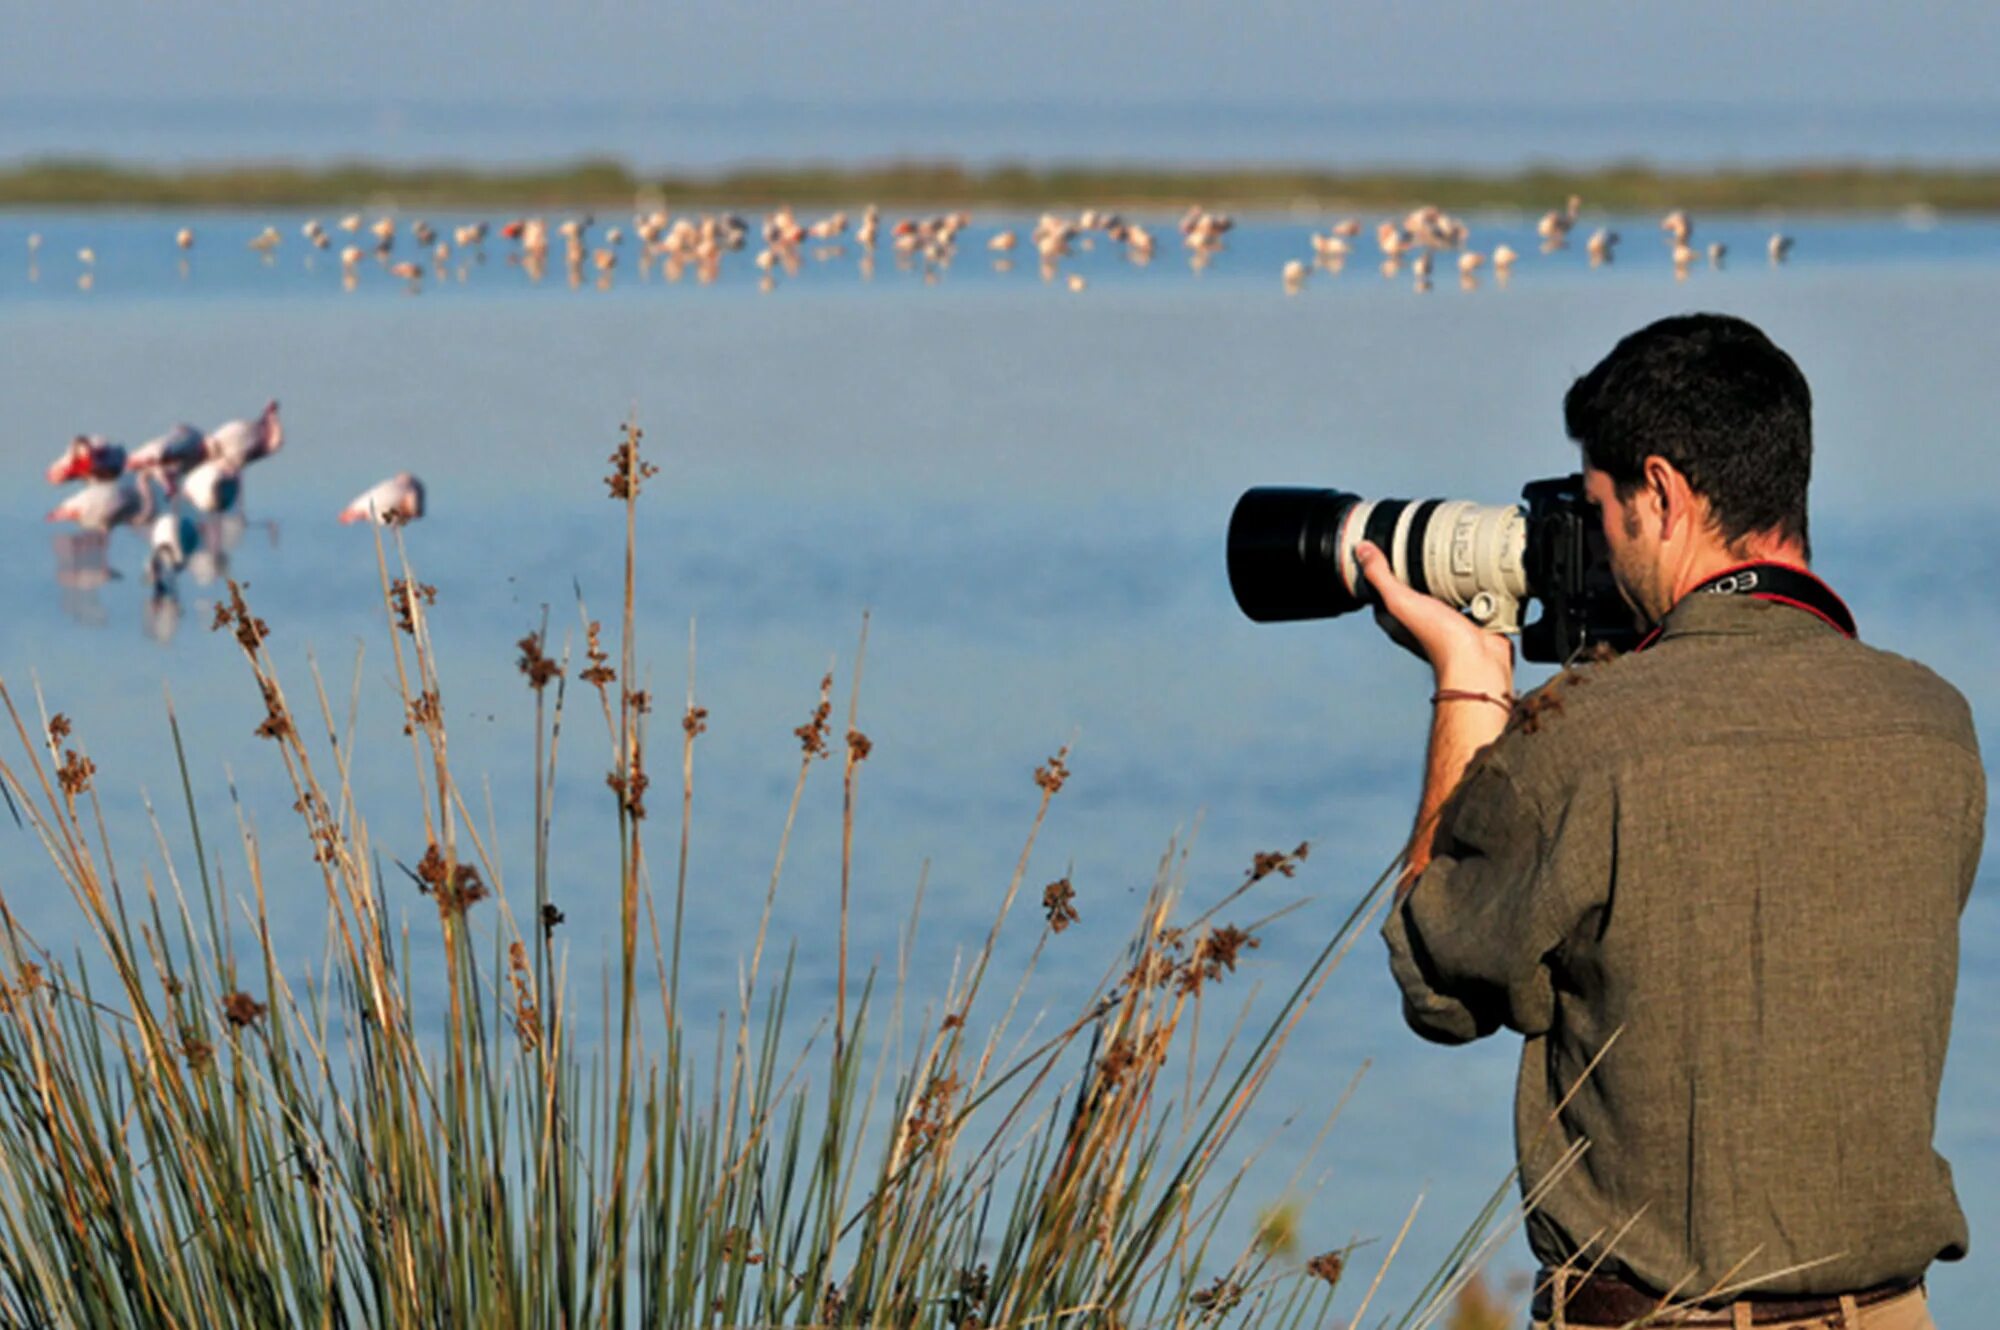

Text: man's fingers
xmin=1357 ymin=542 xmax=1413 ymax=609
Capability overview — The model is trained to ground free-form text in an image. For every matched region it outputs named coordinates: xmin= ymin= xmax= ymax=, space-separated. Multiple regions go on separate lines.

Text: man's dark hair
xmin=1565 ymin=313 xmax=1812 ymax=555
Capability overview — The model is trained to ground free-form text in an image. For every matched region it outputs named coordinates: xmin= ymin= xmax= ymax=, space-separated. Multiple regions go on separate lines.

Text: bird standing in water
xmin=340 ymin=473 xmax=426 ymax=525
xmin=205 ymin=400 xmax=284 ymax=470
xmin=47 ymin=471 xmax=164 ymax=532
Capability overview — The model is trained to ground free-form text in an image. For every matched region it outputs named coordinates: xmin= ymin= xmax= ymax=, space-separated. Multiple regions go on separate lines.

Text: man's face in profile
xmin=1582 ymin=465 xmax=1661 ymax=627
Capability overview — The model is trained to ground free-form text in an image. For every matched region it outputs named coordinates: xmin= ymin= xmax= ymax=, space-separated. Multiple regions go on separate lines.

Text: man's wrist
xmin=1433 ymin=668 xmax=1514 ymax=696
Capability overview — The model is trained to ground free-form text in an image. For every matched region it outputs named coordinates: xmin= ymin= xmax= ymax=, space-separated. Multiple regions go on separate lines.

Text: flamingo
xmin=48 ymin=472 xmax=162 ymax=531
xmin=181 ymin=459 xmax=243 ymax=515
xmin=127 ymin=423 xmax=207 ymax=478
xmin=46 ymin=436 xmax=128 ymax=485
xmin=340 ymin=473 xmax=426 ymax=525
xmin=205 ymin=400 xmax=283 ymax=470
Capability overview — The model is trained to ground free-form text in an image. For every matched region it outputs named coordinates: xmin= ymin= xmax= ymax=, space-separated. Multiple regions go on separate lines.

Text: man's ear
xmin=1642 ymin=455 xmax=1697 ymax=542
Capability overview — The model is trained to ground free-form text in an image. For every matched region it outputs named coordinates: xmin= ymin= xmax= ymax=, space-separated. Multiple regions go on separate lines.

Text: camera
xmin=1226 ymin=473 xmax=1640 ymax=664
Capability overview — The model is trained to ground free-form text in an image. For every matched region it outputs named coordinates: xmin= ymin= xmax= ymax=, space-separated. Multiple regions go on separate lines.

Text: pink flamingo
xmin=340 ymin=473 xmax=426 ymax=525
xmin=181 ymin=459 xmax=243 ymax=515
xmin=45 ymin=436 xmax=128 ymax=485
xmin=205 ymin=400 xmax=284 ymax=470
xmin=47 ymin=472 xmax=163 ymax=532
xmin=126 ymin=423 xmax=208 ymax=478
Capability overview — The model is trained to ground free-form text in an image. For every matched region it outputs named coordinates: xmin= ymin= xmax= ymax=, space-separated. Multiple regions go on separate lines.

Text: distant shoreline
xmin=5 ymin=157 xmax=2000 ymax=213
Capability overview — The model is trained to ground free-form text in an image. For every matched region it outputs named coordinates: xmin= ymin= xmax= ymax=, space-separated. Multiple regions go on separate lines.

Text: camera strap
xmin=1634 ymin=561 xmax=1856 ymax=652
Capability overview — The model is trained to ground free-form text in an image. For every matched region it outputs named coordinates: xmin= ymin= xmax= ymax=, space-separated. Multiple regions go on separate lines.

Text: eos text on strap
xmin=1636 ymin=561 xmax=1857 ymax=652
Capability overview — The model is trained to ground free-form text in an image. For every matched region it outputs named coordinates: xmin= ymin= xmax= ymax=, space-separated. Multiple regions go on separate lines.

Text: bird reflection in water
xmin=53 ymin=517 xmax=280 ymax=642
xmin=53 ymin=532 xmax=117 ymax=627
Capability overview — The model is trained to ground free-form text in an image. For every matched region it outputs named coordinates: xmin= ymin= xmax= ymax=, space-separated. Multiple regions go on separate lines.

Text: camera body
xmin=1227 ymin=473 xmax=1641 ymax=664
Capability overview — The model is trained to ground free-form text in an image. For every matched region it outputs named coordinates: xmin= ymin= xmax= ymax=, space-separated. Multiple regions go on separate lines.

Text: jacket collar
xmin=1651 ymin=589 xmax=1847 ymax=645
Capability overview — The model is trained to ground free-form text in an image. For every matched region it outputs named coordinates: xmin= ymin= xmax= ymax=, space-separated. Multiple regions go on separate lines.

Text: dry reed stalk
xmin=0 ymin=412 xmax=1622 ymax=1330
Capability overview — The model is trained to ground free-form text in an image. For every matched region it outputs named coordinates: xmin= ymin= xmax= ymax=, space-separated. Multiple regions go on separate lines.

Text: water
xmin=1 ymin=210 xmax=1996 ymax=1322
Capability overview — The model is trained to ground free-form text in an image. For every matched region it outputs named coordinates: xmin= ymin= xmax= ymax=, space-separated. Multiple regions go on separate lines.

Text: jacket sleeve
xmin=1381 ymin=751 xmax=1595 ymax=1044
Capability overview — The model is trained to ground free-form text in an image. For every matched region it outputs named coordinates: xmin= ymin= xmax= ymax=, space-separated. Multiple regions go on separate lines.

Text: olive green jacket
xmin=1382 ymin=591 xmax=1984 ymax=1295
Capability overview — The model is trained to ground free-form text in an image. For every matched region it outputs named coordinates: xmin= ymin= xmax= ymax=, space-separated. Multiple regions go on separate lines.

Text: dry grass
xmin=0 ymin=418 xmax=1534 ymax=1327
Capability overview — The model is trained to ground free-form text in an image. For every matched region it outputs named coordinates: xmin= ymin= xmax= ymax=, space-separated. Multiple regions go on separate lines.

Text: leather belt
xmin=1532 ymin=1270 xmax=1922 ymax=1326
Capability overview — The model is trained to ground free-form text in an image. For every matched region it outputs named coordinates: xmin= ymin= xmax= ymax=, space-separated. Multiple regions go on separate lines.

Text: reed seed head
xmin=1306 ymin=1251 xmax=1345 ymax=1285
xmin=415 ymin=842 xmax=489 ymax=917
xmin=222 ymin=991 xmax=267 ymax=1028
xmin=253 ymin=678 xmax=293 ymax=742
xmin=795 ymin=673 xmax=833 ymax=757
xmin=1189 ymin=1275 xmax=1243 ymax=1319
xmin=211 ymin=580 xmax=270 ymax=652
xmin=403 ymin=688 xmax=442 ymax=735
xmin=580 ymin=621 xmax=616 ymax=689
xmin=604 ymin=424 xmax=659 ymax=500
xmin=55 ymin=746 xmax=95 ymax=799
xmin=1245 ymin=841 xmax=1311 ymax=886
xmin=606 ymin=766 xmax=650 ymax=819
xmin=1179 ymin=924 xmax=1259 ymax=995
xmin=388 ymin=578 xmax=437 ymax=635
xmin=1033 ymin=747 xmax=1070 ymax=795
xmin=1041 ymin=877 xmax=1078 ymax=933
xmin=516 ymin=631 xmax=562 ymax=691
xmin=905 ymin=1070 xmax=962 ymax=1147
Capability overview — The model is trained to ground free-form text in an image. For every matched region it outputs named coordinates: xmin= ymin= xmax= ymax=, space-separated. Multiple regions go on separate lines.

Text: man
xmin=1367 ymin=314 xmax=1981 ymax=1329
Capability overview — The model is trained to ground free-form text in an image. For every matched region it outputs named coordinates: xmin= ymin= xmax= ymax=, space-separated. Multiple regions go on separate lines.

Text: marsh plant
xmin=0 ymin=423 xmax=1520 ymax=1328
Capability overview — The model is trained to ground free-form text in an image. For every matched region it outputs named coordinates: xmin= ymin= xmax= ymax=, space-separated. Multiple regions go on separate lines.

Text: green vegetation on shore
xmin=5 ymin=155 xmax=2000 ymax=212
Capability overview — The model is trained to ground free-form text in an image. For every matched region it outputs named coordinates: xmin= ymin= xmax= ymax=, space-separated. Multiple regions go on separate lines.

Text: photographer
xmin=1370 ymin=315 xmax=1981 ymax=1329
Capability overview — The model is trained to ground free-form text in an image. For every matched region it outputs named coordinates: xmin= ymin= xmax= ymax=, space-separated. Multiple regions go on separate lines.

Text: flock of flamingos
xmin=42 ymin=399 xmax=423 ymax=639
xmin=32 ymin=192 xmax=1792 ymax=640
xmin=25 ymin=194 xmax=1792 ymax=295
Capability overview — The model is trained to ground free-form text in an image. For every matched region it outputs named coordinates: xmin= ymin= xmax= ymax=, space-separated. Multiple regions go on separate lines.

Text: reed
xmin=0 ymin=421 xmax=1527 ymax=1328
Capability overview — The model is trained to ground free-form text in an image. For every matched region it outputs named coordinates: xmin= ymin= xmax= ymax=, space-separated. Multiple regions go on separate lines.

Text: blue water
xmin=1 ymin=209 xmax=1995 ymax=1323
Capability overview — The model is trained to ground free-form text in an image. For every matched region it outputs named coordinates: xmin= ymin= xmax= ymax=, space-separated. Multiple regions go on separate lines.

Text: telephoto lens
xmin=1227 ymin=487 xmax=1530 ymax=631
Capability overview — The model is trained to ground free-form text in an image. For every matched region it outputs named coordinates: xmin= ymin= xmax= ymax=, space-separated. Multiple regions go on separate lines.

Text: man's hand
xmin=1356 ymin=542 xmax=1515 ymax=695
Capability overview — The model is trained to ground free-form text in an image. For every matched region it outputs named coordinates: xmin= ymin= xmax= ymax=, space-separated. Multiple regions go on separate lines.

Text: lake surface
xmin=2 ymin=208 xmax=1996 ymax=1322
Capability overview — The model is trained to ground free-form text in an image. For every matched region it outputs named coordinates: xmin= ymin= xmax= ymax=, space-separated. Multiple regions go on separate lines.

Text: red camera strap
xmin=1632 ymin=561 xmax=1856 ymax=653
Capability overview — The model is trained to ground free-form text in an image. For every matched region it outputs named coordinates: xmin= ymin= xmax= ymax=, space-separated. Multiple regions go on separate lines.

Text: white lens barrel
xmin=1335 ymin=497 xmax=1530 ymax=632
xmin=1420 ymin=501 xmax=1530 ymax=628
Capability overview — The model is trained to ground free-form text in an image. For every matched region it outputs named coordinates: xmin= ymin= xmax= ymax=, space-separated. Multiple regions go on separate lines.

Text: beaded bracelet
xmin=1430 ymin=688 xmax=1515 ymax=712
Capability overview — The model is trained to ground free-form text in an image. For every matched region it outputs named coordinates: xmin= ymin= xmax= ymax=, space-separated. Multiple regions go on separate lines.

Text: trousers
xmin=1530 ymin=1283 xmax=1934 ymax=1330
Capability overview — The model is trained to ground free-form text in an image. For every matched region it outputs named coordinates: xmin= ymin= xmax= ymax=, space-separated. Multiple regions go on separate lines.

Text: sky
xmin=1 ymin=1 xmax=1996 ymax=167
xmin=4 ymin=0 xmax=1995 ymax=109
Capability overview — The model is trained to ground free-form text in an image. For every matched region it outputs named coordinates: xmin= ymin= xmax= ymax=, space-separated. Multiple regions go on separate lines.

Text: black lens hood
xmin=1227 ymin=487 xmax=1367 ymax=622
